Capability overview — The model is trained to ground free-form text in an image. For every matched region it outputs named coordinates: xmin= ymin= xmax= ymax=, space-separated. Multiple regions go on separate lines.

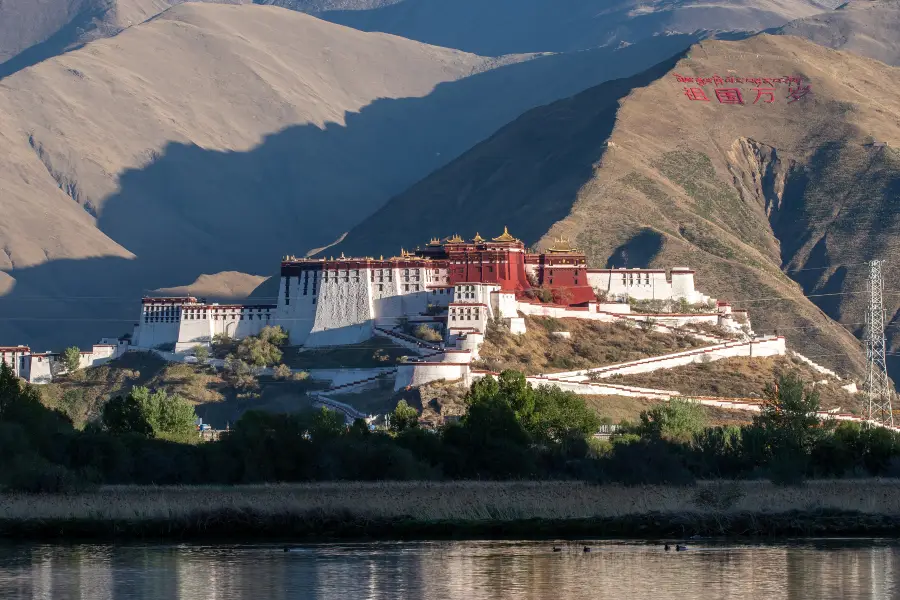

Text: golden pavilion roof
xmin=472 ymin=232 xmax=486 ymax=243
xmin=547 ymin=236 xmax=578 ymax=253
xmin=445 ymin=234 xmax=465 ymax=244
xmin=492 ymin=226 xmax=518 ymax=243
xmin=427 ymin=237 xmax=442 ymax=246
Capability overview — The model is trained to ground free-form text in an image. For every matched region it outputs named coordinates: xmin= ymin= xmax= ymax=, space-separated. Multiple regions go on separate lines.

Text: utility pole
xmin=864 ymin=259 xmax=894 ymax=427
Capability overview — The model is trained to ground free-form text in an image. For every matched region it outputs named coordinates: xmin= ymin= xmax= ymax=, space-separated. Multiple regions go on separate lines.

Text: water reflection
xmin=0 ymin=540 xmax=898 ymax=600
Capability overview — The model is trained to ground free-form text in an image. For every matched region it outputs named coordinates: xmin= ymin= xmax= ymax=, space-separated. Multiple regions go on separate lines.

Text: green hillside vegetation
xmin=39 ymin=350 xmax=323 ymax=430
xmin=473 ymin=316 xmax=707 ymax=375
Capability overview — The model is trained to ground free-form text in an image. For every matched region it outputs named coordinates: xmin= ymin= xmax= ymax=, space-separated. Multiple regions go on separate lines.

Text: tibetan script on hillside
xmin=674 ymin=74 xmax=811 ymax=105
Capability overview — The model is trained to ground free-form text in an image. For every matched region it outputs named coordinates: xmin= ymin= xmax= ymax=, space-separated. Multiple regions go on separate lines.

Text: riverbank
xmin=2 ymin=480 xmax=900 ymax=540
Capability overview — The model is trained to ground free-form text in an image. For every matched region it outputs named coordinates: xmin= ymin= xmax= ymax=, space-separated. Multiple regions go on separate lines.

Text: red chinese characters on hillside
xmin=675 ymin=74 xmax=811 ymax=105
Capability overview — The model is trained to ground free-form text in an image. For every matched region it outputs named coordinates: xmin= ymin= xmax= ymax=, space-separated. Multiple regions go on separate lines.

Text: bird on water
xmin=676 ymin=545 xmax=688 ymax=551
xmin=583 ymin=547 xmax=591 ymax=553
xmin=664 ymin=543 xmax=670 ymax=551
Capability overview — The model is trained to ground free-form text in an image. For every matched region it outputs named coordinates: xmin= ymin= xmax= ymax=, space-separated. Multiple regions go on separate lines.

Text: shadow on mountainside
xmin=318 ymin=0 xmax=774 ymax=56
xmin=334 ymin=51 xmax=687 ymax=259
xmin=0 ymin=39 xmax=697 ymax=350
xmin=605 ymin=229 xmax=664 ymax=269
xmin=0 ymin=2 xmax=110 ymax=81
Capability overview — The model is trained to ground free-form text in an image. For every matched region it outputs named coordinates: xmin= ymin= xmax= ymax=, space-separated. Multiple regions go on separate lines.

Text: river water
xmin=1 ymin=540 xmax=898 ymax=599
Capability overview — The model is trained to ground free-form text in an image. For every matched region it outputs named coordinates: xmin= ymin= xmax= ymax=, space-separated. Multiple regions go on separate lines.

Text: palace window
xmin=377 ymin=284 xmax=384 ymax=292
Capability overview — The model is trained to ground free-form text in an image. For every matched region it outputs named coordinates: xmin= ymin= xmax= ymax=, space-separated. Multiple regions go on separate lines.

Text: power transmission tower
xmin=864 ymin=259 xmax=894 ymax=427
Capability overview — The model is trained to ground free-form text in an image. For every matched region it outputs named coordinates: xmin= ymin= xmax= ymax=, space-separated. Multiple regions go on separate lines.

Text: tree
xmin=753 ymin=372 xmax=824 ymax=481
xmin=309 ymin=407 xmax=346 ymax=440
xmin=236 ymin=326 xmax=288 ymax=370
xmin=62 ymin=347 xmax=82 ymax=374
xmin=529 ymin=384 xmax=601 ymax=446
xmin=193 ymin=345 xmax=209 ymax=365
xmin=390 ymin=400 xmax=419 ymax=433
xmin=639 ymin=398 xmax=708 ymax=444
xmin=755 ymin=372 xmax=823 ymax=454
xmin=102 ymin=386 xmax=197 ymax=442
xmin=224 ymin=355 xmax=258 ymax=390
xmin=102 ymin=394 xmax=153 ymax=437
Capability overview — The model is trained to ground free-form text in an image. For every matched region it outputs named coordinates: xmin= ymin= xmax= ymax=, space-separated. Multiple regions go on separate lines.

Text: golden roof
xmin=446 ymin=234 xmax=465 ymax=244
xmin=427 ymin=237 xmax=442 ymax=246
xmin=472 ymin=232 xmax=485 ymax=243
xmin=492 ymin=226 xmax=518 ymax=243
xmin=547 ymin=236 xmax=578 ymax=253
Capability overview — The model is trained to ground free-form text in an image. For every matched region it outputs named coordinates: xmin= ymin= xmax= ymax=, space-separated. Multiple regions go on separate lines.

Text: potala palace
xmin=2 ymin=229 xmax=768 ymax=387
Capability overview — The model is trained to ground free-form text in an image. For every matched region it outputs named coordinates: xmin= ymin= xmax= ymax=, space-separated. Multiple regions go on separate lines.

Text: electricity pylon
xmin=864 ymin=259 xmax=894 ymax=427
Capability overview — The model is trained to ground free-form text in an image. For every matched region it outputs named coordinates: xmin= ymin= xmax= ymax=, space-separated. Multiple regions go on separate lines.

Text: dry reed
xmin=2 ymin=480 xmax=899 ymax=523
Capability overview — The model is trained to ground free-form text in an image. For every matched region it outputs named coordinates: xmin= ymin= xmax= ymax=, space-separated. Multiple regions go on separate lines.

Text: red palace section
xmin=283 ymin=228 xmax=597 ymax=307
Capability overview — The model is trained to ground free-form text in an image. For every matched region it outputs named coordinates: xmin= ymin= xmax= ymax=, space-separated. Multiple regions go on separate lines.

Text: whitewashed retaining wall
xmin=394 ymin=362 xmax=470 ymax=391
xmin=790 ymin=351 xmax=842 ymax=380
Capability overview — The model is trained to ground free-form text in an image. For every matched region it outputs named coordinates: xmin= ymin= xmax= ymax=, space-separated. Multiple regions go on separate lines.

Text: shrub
xmin=192 ymin=345 xmax=209 ymax=364
xmin=413 ymin=324 xmax=443 ymax=343
xmin=272 ymin=364 xmax=292 ymax=380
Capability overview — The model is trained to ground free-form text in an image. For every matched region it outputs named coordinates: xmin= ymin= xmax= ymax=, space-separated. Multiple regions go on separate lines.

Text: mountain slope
xmin=0 ymin=2 xmax=706 ymax=348
xmin=1 ymin=0 xmax=840 ymax=77
xmin=0 ymin=0 xmax=254 ymax=78
xmin=776 ymin=0 xmax=900 ymax=65
xmin=339 ymin=34 xmax=900 ymax=380
xmin=317 ymin=0 xmax=842 ymax=55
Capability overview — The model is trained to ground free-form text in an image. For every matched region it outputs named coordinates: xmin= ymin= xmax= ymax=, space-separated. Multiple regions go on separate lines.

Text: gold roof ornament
xmin=427 ymin=237 xmax=442 ymax=246
xmin=492 ymin=226 xmax=517 ymax=243
xmin=547 ymin=236 xmax=577 ymax=253
xmin=472 ymin=232 xmax=485 ymax=243
xmin=446 ymin=234 xmax=465 ymax=244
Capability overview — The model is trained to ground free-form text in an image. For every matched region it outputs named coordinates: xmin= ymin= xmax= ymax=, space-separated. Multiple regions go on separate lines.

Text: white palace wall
xmin=274 ymin=265 xmax=443 ymax=347
xmin=588 ymin=268 xmax=711 ymax=304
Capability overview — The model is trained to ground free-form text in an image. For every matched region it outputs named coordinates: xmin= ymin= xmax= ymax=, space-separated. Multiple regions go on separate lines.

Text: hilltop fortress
xmin=131 ymin=228 xmax=733 ymax=353
xmin=3 ymin=228 xmax=760 ymax=386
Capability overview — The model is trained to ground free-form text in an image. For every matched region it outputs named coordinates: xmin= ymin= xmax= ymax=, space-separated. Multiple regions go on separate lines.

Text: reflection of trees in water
xmin=6 ymin=542 xmax=900 ymax=599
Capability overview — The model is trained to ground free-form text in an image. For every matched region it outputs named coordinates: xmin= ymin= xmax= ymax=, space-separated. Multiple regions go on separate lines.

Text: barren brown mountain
xmin=1 ymin=2 xmax=721 ymax=349
xmin=339 ymin=34 xmax=900 ymax=380
xmin=778 ymin=0 xmax=900 ymax=66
